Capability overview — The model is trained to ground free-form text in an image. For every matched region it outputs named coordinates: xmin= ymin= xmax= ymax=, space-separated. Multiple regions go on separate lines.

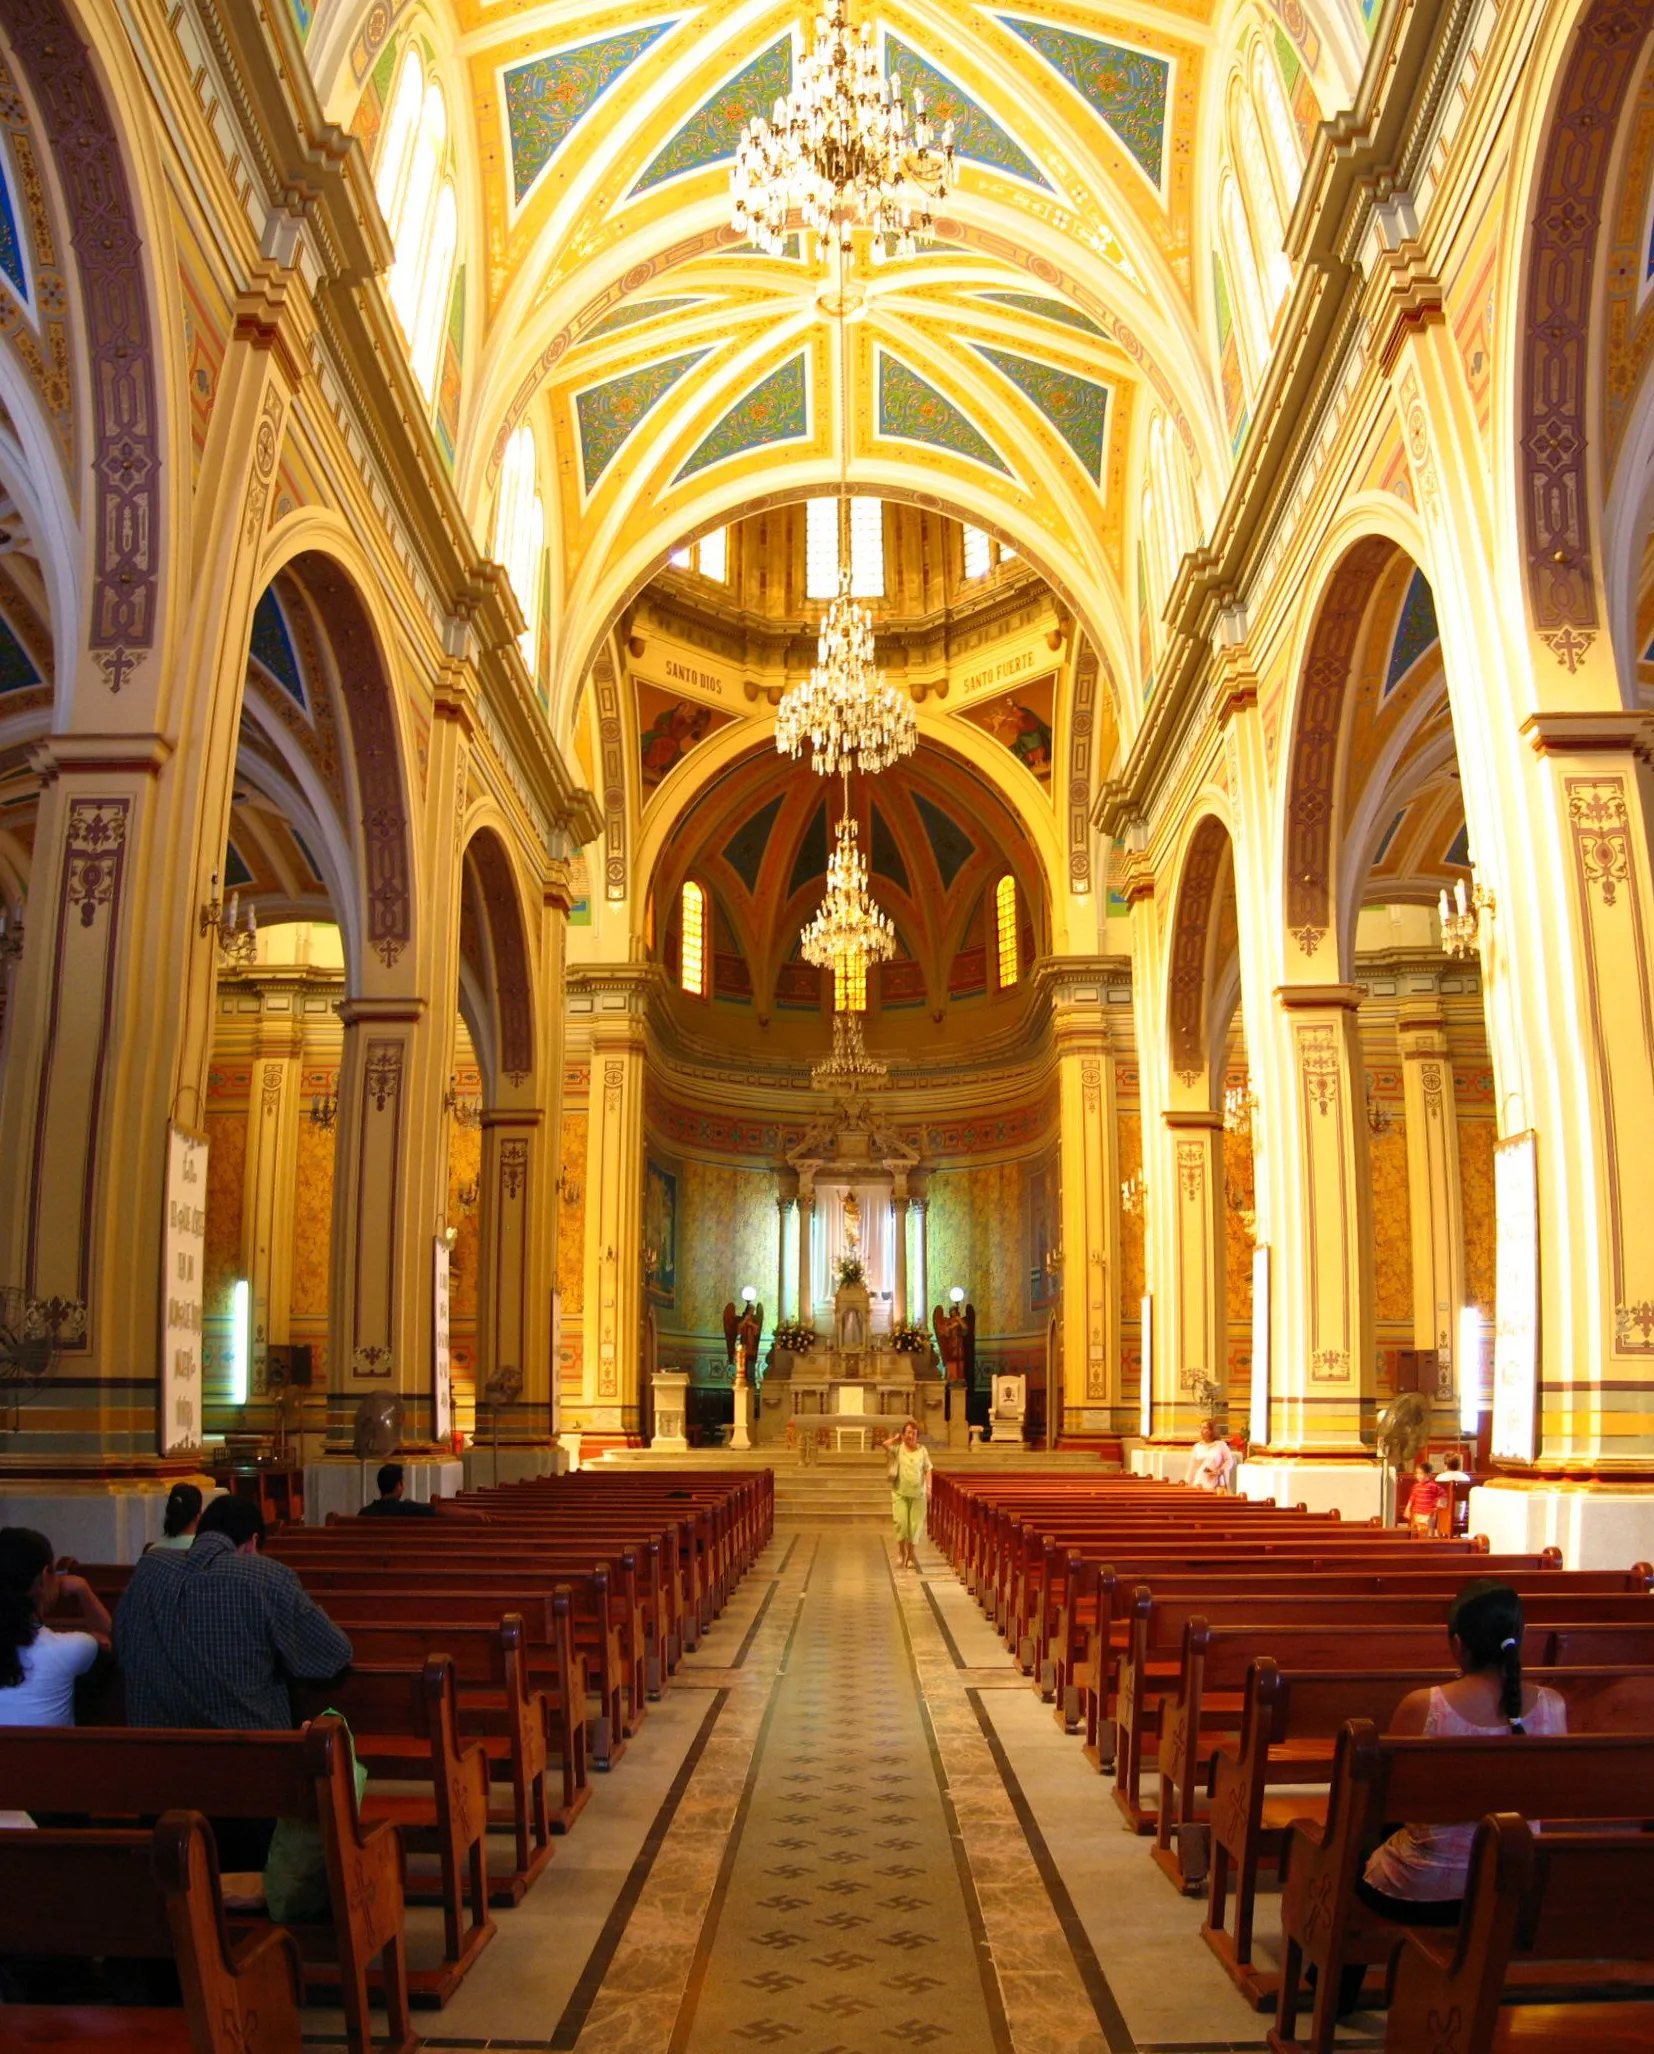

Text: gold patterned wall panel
xmin=203 ymin=1113 xmax=247 ymax=1322
xmin=558 ymin=1112 xmax=587 ymax=1317
xmin=1119 ymin=1114 xmax=1144 ymax=1307
xmin=1370 ymin=1125 xmax=1414 ymax=1325
xmin=927 ymin=1159 xmax=1030 ymax=1340
xmin=1222 ymin=1122 xmax=1253 ymax=1326
xmin=290 ymin=1116 xmax=335 ymax=1320
xmin=670 ymin=1159 xmax=778 ymax=1342
xmin=447 ymin=1119 xmax=483 ymax=1324
xmin=1459 ymin=1113 xmax=1497 ymax=1312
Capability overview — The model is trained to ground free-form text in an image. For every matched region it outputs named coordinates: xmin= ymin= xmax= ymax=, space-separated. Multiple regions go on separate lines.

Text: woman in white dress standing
xmin=1182 ymin=1419 xmax=1237 ymax=1492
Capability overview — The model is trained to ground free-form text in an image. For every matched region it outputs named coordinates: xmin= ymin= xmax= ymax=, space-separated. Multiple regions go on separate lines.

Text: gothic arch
xmin=1279 ymin=532 xmax=1398 ymax=963
xmin=2 ymin=0 xmax=175 ymax=695
xmin=1166 ymin=810 xmax=1236 ymax=1093
xmin=256 ymin=544 xmax=416 ymax=980
xmin=461 ymin=824 xmax=537 ymax=1094
xmin=1511 ymin=0 xmax=1653 ymax=676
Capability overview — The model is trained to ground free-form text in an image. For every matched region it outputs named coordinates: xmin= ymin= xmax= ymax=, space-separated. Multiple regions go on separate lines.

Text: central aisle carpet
xmin=677 ymin=1533 xmax=1006 ymax=2051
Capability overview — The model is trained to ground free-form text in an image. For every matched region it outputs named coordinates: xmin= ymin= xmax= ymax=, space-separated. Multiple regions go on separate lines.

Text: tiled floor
xmin=321 ymin=1529 xmax=1384 ymax=2053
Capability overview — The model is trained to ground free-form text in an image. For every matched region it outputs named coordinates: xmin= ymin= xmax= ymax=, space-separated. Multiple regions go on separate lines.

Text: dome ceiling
xmin=651 ymin=739 xmax=1047 ymax=1038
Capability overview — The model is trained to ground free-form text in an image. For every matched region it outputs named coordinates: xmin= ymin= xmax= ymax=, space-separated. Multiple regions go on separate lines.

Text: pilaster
xmin=1397 ymin=1006 xmax=1464 ymax=1405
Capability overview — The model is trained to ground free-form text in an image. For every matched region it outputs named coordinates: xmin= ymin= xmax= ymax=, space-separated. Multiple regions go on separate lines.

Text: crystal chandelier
xmin=800 ymin=811 xmax=896 ymax=985
xmin=731 ymin=0 xmax=956 ymax=262
xmin=776 ymin=567 xmax=917 ymax=776
xmin=811 ymin=1010 xmax=889 ymax=1091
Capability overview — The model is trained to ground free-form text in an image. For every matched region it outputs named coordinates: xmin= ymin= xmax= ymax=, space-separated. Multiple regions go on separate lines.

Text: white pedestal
xmin=461 ymin=1444 xmax=568 ymax=1488
xmin=303 ymin=1457 xmax=463 ymax=1525
xmin=0 ymin=1477 xmax=224 ymax=1566
xmin=1467 ymin=1485 xmax=1654 ymax=1571
xmin=558 ymin=1431 xmax=583 ymax=1472
xmin=1129 ymin=1443 xmax=1188 ymax=1481
xmin=1237 ymin=1459 xmax=1385 ymax=1521
xmin=650 ymin=1372 xmax=689 ymax=1452
xmin=729 ymin=1379 xmax=752 ymax=1451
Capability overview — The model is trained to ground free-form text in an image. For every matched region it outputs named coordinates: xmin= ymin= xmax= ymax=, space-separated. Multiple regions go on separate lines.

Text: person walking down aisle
xmin=1183 ymin=1420 xmax=1237 ymax=1492
xmin=879 ymin=1419 xmax=933 ymax=1571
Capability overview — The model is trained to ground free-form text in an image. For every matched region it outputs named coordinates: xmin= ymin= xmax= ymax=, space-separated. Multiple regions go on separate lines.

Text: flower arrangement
xmin=890 ymin=1323 xmax=932 ymax=1356
xmin=771 ymin=1321 xmax=816 ymax=1355
xmin=834 ymin=1254 xmax=865 ymax=1288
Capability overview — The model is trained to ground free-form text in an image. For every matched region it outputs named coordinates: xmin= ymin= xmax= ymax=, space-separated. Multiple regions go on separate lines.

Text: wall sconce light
xmin=444 ymin=1077 xmax=482 ymax=1128
xmin=949 ymin=1285 xmax=965 ymax=1306
xmin=1120 ymin=1170 xmax=1147 ymax=1218
xmin=200 ymin=871 xmax=257 ymax=967
xmin=1365 ymin=1075 xmax=1395 ymax=1137
xmin=309 ymin=1081 xmax=339 ymax=1132
xmin=1222 ymin=1080 xmax=1256 ymax=1136
xmin=1438 ymin=875 xmax=1494 ymax=959
xmin=455 ymin=1176 xmax=479 ymax=1213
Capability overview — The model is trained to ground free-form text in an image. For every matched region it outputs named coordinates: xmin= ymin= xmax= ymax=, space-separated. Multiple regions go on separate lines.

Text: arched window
xmin=409 ymin=182 xmax=457 ymax=397
xmin=679 ymin=880 xmax=706 ymax=996
xmin=375 ymin=48 xmax=426 ymax=222
xmin=834 ymin=949 xmax=867 ymax=1012
xmin=1252 ymin=41 xmax=1303 ymax=225
xmin=1231 ymin=80 xmax=1292 ymax=317
xmin=376 ymin=50 xmax=457 ymax=404
xmin=995 ymin=874 xmax=1019 ymax=989
xmin=962 ymin=525 xmax=991 ymax=579
xmin=1219 ymin=172 xmax=1271 ymax=385
xmin=805 ymin=497 xmax=883 ymax=598
xmin=495 ymin=425 xmax=544 ymax=663
xmin=1148 ymin=415 xmax=1183 ymax=606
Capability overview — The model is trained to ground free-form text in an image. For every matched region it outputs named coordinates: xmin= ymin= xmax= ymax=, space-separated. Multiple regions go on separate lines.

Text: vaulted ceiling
xmin=303 ymin=0 xmax=1361 ymax=742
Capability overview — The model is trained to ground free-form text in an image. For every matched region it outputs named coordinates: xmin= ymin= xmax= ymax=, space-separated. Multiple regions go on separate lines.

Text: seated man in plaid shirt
xmin=115 ymin=1493 xmax=352 ymax=1866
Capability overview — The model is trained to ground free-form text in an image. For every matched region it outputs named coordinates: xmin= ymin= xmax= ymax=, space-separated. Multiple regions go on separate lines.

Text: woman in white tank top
xmin=1322 ymin=1580 xmax=1567 ymax=2017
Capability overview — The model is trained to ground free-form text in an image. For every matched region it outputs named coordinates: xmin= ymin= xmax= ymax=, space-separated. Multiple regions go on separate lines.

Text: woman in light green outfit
xmin=879 ymin=1420 xmax=933 ymax=1571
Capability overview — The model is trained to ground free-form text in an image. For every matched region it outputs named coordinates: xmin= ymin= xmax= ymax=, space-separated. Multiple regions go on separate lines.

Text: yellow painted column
xmin=1397 ymin=1006 xmax=1464 ymax=1404
xmin=1270 ymin=987 xmax=1374 ymax=1450
xmin=1165 ymin=1111 xmax=1225 ymax=1438
xmin=1047 ymin=964 xmax=1118 ymax=1436
xmin=580 ymin=1019 xmax=647 ymax=1441
xmin=241 ymin=1010 xmax=304 ymax=1396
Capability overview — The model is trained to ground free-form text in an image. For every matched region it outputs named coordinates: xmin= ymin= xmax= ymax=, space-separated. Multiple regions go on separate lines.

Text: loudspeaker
xmin=289 ymin=1343 xmax=314 ymax=1388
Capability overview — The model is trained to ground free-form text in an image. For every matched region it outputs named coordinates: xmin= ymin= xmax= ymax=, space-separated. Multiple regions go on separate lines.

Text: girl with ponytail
xmin=1363 ymin=1581 xmax=1567 ymax=1896
xmin=1315 ymin=1580 xmax=1571 ymax=2015
xmin=148 ymin=1483 xmax=204 ymax=1551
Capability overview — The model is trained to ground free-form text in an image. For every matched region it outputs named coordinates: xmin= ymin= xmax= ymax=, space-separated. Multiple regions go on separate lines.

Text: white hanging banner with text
xmin=433 ymin=1237 xmax=452 ymax=1444
xmin=160 ymin=1125 xmax=208 ymax=1456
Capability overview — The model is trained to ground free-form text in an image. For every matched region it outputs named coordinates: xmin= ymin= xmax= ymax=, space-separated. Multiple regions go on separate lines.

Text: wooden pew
xmin=342 ymin=1615 xmax=572 ymax=1894
xmin=1268 ymin=1724 xmax=1654 ymax=2054
xmin=0 ymin=1720 xmax=415 ymax=2054
xmin=1385 ymin=1814 xmax=1654 ymax=2054
xmin=1110 ymin=1583 xmax=1654 ymax=1827
xmin=291 ymin=1657 xmax=494 ymax=2003
xmin=272 ymin=1538 xmax=652 ymax=1732
xmin=0 ymin=1810 xmax=306 ymax=2054
xmin=324 ymin=1594 xmax=589 ymax=1823
xmin=1153 ymin=1592 xmax=1654 ymax=1878
xmin=1201 ymin=1660 xmax=1654 ymax=2007
xmin=1048 ymin=1548 xmax=1570 ymax=1725
xmin=286 ymin=1568 xmax=631 ymax=1766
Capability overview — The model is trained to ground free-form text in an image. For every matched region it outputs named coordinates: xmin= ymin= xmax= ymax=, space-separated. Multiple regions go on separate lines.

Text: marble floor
xmin=310 ymin=1529 xmax=1386 ymax=2053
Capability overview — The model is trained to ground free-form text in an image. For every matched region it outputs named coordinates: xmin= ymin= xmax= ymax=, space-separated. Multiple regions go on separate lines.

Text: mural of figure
xmin=640 ymin=699 xmax=713 ymax=787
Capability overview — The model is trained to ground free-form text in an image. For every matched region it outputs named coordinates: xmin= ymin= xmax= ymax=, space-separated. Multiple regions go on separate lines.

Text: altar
xmin=751 ymin=1079 xmax=966 ymax=1446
